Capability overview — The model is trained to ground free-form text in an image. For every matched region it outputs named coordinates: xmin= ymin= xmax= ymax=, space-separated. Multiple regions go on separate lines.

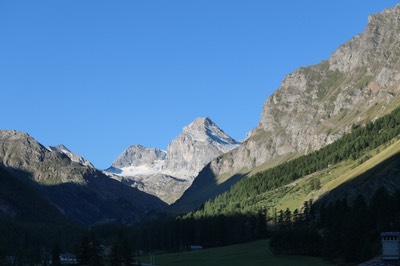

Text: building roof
xmin=359 ymin=256 xmax=400 ymax=266
xmin=381 ymin=232 xmax=400 ymax=237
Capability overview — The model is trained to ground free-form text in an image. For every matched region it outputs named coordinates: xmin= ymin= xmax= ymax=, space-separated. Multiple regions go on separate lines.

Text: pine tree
xmin=51 ymin=243 xmax=61 ymax=266
xmin=284 ymin=208 xmax=292 ymax=228
xmin=78 ymin=237 xmax=90 ymax=265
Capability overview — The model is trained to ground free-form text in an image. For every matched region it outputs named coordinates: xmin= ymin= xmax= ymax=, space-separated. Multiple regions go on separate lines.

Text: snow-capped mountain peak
xmin=104 ymin=117 xmax=241 ymax=204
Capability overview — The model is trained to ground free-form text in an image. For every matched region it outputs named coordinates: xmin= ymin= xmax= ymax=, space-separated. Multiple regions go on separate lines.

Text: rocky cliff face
xmin=215 ymin=3 xmax=400 ymax=176
xmin=105 ymin=117 xmax=241 ymax=204
xmin=163 ymin=117 xmax=241 ymax=178
xmin=174 ymin=4 xmax=400 ymax=211
xmin=0 ymin=130 xmax=167 ymax=224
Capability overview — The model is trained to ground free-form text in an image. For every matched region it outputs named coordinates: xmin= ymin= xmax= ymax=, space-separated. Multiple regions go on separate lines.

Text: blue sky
xmin=1 ymin=1 xmax=398 ymax=169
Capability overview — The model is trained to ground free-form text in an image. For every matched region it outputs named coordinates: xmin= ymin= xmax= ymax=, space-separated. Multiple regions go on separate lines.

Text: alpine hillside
xmin=174 ymin=3 xmax=400 ymax=212
xmin=105 ymin=117 xmax=241 ymax=204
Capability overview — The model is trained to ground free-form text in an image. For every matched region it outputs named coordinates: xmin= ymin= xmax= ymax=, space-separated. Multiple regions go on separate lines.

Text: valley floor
xmin=139 ymin=239 xmax=331 ymax=266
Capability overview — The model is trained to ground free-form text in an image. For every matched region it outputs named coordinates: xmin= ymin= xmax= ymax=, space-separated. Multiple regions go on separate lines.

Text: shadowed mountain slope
xmin=0 ymin=130 xmax=167 ymax=225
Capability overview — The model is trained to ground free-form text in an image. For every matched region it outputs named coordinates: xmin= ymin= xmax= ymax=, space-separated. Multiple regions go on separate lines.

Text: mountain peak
xmin=111 ymin=145 xmax=166 ymax=169
xmin=186 ymin=117 xmax=213 ymax=130
xmin=164 ymin=117 xmax=241 ymax=178
xmin=182 ymin=117 xmax=241 ymax=146
xmin=48 ymin=144 xmax=94 ymax=168
xmin=194 ymin=116 xmax=212 ymax=124
xmin=184 ymin=118 xmax=210 ymax=135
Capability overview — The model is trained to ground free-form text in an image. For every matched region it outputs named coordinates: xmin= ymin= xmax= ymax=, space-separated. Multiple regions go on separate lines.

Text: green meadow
xmin=140 ymin=239 xmax=331 ymax=266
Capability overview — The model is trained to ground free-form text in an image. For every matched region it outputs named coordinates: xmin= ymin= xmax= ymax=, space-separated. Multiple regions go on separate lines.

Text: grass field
xmin=139 ymin=239 xmax=331 ymax=266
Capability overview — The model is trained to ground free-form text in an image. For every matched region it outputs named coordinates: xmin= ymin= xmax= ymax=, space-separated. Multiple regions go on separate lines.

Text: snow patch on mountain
xmin=106 ymin=159 xmax=165 ymax=176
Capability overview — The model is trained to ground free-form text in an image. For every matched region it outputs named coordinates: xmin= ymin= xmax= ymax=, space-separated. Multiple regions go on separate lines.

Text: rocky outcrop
xmin=112 ymin=145 xmax=166 ymax=169
xmin=48 ymin=144 xmax=94 ymax=168
xmin=174 ymin=4 xmax=400 ymax=212
xmin=105 ymin=117 xmax=241 ymax=204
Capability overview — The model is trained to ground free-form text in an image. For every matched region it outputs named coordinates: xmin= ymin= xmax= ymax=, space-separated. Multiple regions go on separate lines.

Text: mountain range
xmin=1 ymin=4 xmax=400 ymax=226
xmin=0 ymin=130 xmax=166 ymax=225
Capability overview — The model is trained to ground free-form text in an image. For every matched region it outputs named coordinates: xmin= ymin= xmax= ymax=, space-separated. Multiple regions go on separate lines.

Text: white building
xmin=381 ymin=232 xmax=400 ymax=260
xmin=59 ymin=253 xmax=78 ymax=264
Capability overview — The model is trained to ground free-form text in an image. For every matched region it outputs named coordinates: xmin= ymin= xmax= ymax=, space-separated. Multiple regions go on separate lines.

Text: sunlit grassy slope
xmin=254 ymin=137 xmax=400 ymax=212
xmin=139 ymin=239 xmax=331 ymax=266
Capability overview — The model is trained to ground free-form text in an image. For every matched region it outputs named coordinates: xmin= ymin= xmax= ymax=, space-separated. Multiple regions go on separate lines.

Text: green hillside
xmin=249 ymin=137 xmax=400 ymax=213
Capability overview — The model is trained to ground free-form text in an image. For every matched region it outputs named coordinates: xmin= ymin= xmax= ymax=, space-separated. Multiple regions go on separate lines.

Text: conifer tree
xmin=51 ymin=243 xmax=61 ymax=266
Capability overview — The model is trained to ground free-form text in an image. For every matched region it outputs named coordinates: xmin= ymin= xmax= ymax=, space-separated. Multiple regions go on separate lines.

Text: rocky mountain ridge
xmin=174 ymin=3 xmax=400 ymax=211
xmin=0 ymin=130 xmax=90 ymax=185
xmin=105 ymin=117 xmax=241 ymax=204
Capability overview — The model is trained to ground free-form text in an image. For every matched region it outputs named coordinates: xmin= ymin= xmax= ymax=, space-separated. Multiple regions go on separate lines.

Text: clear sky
xmin=1 ymin=1 xmax=398 ymax=169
